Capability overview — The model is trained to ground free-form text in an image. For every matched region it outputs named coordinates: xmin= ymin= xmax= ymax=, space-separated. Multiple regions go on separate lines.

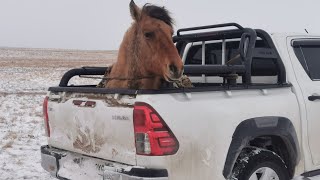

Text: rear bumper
xmin=41 ymin=145 xmax=169 ymax=180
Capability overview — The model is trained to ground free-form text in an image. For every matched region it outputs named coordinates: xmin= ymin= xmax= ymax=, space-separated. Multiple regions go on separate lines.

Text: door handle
xmin=308 ymin=95 xmax=320 ymax=101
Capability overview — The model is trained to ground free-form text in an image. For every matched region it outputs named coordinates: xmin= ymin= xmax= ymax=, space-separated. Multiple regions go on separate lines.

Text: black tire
xmin=231 ymin=147 xmax=290 ymax=180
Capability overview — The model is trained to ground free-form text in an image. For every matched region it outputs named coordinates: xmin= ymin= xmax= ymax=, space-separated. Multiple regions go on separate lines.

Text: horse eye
xmin=144 ymin=32 xmax=154 ymax=39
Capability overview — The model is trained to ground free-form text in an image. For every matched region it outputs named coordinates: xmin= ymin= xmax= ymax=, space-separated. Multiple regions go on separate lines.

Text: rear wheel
xmin=231 ymin=147 xmax=290 ymax=180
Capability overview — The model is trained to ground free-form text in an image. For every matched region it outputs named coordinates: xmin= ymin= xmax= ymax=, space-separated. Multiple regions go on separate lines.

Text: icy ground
xmin=0 ymin=50 xmax=114 ymax=180
xmin=0 ymin=67 xmax=71 ymax=179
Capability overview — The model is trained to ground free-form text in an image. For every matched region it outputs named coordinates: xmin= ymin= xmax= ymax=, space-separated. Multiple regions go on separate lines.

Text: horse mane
xmin=142 ymin=4 xmax=174 ymax=27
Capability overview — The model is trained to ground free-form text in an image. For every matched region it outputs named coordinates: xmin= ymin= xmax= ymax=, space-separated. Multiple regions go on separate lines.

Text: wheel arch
xmin=223 ymin=116 xmax=300 ymax=179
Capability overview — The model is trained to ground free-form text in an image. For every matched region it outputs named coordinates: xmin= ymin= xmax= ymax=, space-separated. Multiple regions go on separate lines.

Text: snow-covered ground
xmin=0 ymin=48 xmax=115 ymax=180
xmin=0 ymin=93 xmax=52 ymax=179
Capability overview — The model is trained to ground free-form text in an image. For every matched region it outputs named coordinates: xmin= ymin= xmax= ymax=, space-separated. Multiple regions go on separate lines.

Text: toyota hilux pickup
xmin=41 ymin=23 xmax=320 ymax=180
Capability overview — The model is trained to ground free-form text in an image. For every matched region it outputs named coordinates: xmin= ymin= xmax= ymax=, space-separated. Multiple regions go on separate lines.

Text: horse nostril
xmin=169 ymin=64 xmax=178 ymax=74
xmin=169 ymin=64 xmax=183 ymax=79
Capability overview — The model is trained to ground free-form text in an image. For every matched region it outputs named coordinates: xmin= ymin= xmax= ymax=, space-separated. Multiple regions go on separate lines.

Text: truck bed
xmin=45 ymin=84 xmax=299 ymax=179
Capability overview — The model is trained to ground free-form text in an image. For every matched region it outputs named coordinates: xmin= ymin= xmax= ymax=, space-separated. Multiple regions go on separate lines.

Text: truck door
xmin=289 ymin=38 xmax=320 ymax=166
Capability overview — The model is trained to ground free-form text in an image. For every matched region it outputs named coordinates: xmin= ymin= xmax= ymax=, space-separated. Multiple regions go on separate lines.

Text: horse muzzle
xmin=165 ymin=65 xmax=184 ymax=82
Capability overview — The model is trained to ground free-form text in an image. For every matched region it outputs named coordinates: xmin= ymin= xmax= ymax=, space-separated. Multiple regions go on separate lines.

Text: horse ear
xmin=130 ymin=0 xmax=141 ymax=22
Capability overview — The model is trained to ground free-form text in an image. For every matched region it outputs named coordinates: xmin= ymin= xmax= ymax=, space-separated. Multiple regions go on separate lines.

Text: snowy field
xmin=0 ymin=48 xmax=115 ymax=180
xmin=0 ymin=48 xmax=319 ymax=179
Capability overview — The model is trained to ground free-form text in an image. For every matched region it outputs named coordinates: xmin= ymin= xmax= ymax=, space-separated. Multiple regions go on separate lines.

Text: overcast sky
xmin=0 ymin=0 xmax=318 ymax=50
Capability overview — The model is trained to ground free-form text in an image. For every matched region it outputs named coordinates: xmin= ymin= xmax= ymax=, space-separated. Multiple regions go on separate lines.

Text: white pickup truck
xmin=41 ymin=23 xmax=320 ymax=180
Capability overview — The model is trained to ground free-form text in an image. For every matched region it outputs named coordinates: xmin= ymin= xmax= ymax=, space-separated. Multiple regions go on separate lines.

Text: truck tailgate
xmin=47 ymin=93 xmax=137 ymax=165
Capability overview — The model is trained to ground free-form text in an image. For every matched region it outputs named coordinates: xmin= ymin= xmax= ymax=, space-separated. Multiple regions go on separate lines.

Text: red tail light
xmin=43 ymin=96 xmax=50 ymax=137
xmin=133 ymin=102 xmax=179 ymax=156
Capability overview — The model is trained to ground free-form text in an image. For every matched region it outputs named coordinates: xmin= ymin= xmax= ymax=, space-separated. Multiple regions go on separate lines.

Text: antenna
xmin=305 ymin=29 xmax=309 ymax=34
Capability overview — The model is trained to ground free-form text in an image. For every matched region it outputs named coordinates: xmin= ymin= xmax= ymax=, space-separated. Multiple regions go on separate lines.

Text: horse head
xmin=105 ymin=1 xmax=183 ymax=89
xmin=129 ymin=0 xmax=183 ymax=81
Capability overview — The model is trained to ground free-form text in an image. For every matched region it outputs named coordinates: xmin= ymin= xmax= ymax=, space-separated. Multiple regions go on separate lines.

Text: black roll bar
xmin=59 ymin=67 xmax=106 ymax=87
xmin=174 ymin=23 xmax=257 ymax=84
xmin=177 ymin=23 xmax=244 ymax=36
xmin=240 ymin=28 xmax=257 ymax=84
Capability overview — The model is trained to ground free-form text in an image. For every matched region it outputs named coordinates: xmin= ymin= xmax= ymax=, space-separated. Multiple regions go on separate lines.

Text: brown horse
xmin=104 ymin=0 xmax=183 ymax=89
